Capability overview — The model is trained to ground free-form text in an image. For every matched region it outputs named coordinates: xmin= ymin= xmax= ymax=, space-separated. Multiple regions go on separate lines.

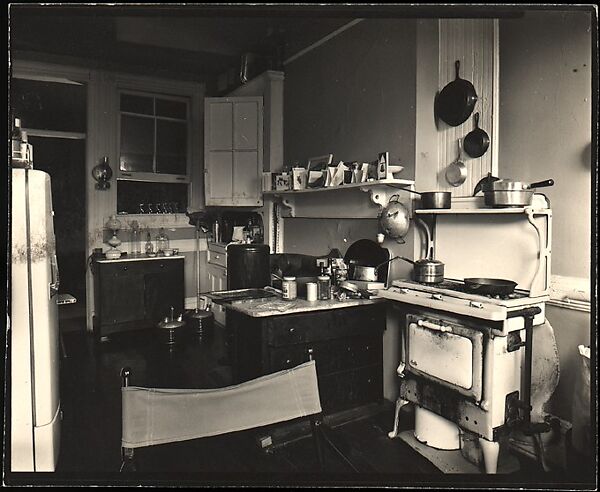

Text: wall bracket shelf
xmin=263 ymin=179 xmax=415 ymax=218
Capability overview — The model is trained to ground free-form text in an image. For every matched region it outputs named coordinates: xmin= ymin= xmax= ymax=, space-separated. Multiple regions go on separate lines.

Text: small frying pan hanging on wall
xmin=463 ymin=112 xmax=490 ymax=158
xmin=436 ymin=60 xmax=478 ymax=127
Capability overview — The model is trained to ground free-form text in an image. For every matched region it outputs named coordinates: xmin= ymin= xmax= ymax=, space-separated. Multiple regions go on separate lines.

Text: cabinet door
xmin=144 ymin=261 xmax=184 ymax=324
xmin=204 ymin=97 xmax=263 ymax=207
xmin=100 ymin=269 xmax=145 ymax=325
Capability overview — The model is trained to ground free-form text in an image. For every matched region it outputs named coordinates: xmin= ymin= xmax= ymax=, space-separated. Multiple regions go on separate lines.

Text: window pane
xmin=117 ymin=181 xmax=188 ymax=215
xmin=120 ymin=93 xmax=154 ymax=115
xmin=156 ymin=98 xmax=187 ymax=119
xmin=120 ymin=115 xmax=154 ymax=172
xmin=156 ymin=120 xmax=186 ymax=175
xmin=11 ymin=78 xmax=87 ymax=133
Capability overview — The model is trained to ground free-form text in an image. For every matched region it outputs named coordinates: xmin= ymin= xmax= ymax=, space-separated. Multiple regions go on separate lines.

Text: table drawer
xmin=266 ymin=306 xmax=382 ymax=347
xmin=99 ymin=258 xmax=183 ymax=277
xmin=268 ymin=335 xmax=382 ymax=375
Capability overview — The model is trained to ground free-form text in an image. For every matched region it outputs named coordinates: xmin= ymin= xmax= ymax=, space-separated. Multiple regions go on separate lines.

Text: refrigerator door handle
xmin=50 ymin=253 xmax=60 ymax=298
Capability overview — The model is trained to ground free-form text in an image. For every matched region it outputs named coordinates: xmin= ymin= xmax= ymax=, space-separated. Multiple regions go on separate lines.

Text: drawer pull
xmin=123 ymin=266 xmax=128 ymax=271
xmin=160 ymin=264 xmax=164 ymax=268
xmin=286 ymin=359 xmax=291 ymax=365
xmin=289 ymin=328 xmax=295 ymax=334
xmin=215 ymin=255 xmax=220 ymax=259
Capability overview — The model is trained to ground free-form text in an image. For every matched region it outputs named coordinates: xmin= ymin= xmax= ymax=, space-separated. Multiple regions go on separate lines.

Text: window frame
xmin=117 ymin=87 xmax=191 ymax=184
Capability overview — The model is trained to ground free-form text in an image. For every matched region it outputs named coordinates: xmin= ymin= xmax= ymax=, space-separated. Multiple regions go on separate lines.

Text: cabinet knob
xmin=160 ymin=264 xmax=164 ymax=268
xmin=286 ymin=359 xmax=291 ymax=365
xmin=289 ymin=328 xmax=295 ymax=334
xmin=123 ymin=266 xmax=128 ymax=271
xmin=215 ymin=255 xmax=220 ymax=259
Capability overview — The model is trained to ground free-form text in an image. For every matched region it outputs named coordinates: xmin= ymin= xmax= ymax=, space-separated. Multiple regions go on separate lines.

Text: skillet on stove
xmin=463 ymin=278 xmax=518 ymax=296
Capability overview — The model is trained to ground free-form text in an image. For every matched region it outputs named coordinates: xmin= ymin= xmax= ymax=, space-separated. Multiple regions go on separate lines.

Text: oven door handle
xmin=416 ymin=319 xmax=453 ymax=333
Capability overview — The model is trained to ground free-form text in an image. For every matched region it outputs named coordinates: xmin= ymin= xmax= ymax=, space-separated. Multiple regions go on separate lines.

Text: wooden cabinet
xmin=204 ymin=96 xmax=263 ymax=206
xmin=92 ymin=257 xmax=184 ymax=339
xmin=226 ymin=304 xmax=385 ymax=413
xmin=206 ymin=242 xmax=227 ymax=325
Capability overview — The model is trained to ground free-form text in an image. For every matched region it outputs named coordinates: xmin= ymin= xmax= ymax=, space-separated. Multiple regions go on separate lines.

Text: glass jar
xmin=282 ymin=277 xmax=297 ymax=300
xmin=317 ymin=275 xmax=331 ymax=300
xmin=129 ymin=220 xmax=141 ymax=256
xmin=145 ymin=232 xmax=154 ymax=255
xmin=155 ymin=227 xmax=170 ymax=253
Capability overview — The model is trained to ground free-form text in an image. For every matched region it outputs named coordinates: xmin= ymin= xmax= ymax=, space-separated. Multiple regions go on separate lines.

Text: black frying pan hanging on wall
xmin=436 ymin=60 xmax=478 ymax=127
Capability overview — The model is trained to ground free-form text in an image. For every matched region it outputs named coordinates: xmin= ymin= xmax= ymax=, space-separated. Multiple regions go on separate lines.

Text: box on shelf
xmin=275 ymin=173 xmax=291 ymax=191
xmin=291 ymin=168 xmax=308 ymax=190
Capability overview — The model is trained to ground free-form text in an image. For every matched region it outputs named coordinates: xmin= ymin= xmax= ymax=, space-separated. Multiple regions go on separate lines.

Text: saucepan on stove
xmin=464 ymin=278 xmax=518 ymax=296
xmin=349 ymin=257 xmax=402 ymax=282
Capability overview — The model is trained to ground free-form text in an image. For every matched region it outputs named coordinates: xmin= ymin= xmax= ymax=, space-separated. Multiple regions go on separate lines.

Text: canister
xmin=317 ymin=275 xmax=331 ymax=300
xmin=282 ymin=277 xmax=297 ymax=300
xmin=306 ymin=282 xmax=317 ymax=302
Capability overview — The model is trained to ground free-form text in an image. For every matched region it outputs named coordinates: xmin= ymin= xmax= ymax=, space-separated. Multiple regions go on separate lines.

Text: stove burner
xmin=412 ymin=279 xmax=528 ymax=300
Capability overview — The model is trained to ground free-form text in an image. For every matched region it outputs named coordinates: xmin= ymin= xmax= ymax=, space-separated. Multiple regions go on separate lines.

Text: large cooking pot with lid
xmin=483 ymin=178 xmax=554 ymax=207
xmin=398 ymin=256 xmax=445 ymax=284
xmin=397 ymin=217 xmax=444 ymax=284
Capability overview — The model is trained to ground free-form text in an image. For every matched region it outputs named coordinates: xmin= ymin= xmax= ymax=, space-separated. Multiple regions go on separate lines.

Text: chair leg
xmin=120 ymin=447 xmax=137 ymax=472
xmin=310 ymin=414 xmax=325 ymax=471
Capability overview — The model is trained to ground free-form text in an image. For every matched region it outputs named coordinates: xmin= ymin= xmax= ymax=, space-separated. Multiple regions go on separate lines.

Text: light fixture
xmin=105 ymin=214 xmax=122 ymax=259
xmin=92 ymin=156 xmax=113 ymax=190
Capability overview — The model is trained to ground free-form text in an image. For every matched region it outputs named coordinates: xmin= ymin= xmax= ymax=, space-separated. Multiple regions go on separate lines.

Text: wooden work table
xmin=224 ymin=295 xmax=387 ymax=414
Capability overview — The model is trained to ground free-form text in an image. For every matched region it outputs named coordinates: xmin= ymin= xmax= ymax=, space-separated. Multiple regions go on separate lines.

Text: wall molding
xmin=283 ymin=19 xmax=364 ymax=66
xmin=548 ymin=274 xmax=591 ymax=312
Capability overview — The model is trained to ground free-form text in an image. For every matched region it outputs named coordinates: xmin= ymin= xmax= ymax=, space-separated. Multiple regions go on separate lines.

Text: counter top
xmin=223 ymin=294 xmax=386 ymax=318
xmin=95 ymin=254 xmax=184 ymax=263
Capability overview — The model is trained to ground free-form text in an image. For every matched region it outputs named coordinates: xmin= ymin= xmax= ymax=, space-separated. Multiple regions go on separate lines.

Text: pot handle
xmin=397 ymin=256 xmax=415 ymax=266
xmin=529 ymin=179 xmax=554 ymax=189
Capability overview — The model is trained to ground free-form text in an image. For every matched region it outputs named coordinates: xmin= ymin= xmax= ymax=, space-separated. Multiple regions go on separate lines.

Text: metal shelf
xmin=414 ymin=196 xmax=551 ymax=215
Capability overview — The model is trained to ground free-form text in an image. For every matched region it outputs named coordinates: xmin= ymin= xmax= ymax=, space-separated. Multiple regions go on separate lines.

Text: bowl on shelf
xmin=163 ymin=248 xmax=174 ymax=256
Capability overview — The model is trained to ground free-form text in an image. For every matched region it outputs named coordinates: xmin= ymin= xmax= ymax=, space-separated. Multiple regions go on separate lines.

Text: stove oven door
xmin=405 ymin=314 xmax=484 ymax=402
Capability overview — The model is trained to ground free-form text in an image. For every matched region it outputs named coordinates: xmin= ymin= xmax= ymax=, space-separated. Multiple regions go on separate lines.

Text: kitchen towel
xmin=121 ymin=360 xmax=322 ymax=449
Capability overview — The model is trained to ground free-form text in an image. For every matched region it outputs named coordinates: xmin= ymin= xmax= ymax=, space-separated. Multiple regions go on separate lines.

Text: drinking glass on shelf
xmin=139 ymin=203 xmax=146 ymax=214
xmin=147 ymin=203 xmax=155 ymax=214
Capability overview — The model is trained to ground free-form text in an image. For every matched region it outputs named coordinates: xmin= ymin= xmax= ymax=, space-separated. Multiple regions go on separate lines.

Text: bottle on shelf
xmin=155 ymin=227 xmax=170 ymax=254
xmin=145 ymin=231 xmax=154 ymax=255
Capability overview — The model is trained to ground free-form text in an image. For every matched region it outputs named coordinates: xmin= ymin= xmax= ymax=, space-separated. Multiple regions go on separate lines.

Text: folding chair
xmin=120 ymin=359 xmax=328 ymax=472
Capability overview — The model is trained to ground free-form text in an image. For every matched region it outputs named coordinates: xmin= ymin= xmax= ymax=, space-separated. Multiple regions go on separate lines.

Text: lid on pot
xmin=414 ymin=258 xmax=444 ymax=265
xmin=490 ymin=180 xmax=529 ymax=191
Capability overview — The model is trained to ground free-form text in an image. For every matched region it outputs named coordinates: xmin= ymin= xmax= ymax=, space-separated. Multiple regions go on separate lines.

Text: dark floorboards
xmin=9 ymin=322 xmax=593 ymax=488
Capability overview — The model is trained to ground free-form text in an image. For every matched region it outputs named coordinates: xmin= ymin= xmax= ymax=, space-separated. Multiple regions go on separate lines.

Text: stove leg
xmin=388 ymin=397 xmax=409 ymax=439
xmin=479 ymin=438 xmax=500 ymax=474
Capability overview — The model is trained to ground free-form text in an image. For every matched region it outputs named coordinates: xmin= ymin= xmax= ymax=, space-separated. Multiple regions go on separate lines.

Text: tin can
xmin=282 ymin=276 xmax=297 ymax=300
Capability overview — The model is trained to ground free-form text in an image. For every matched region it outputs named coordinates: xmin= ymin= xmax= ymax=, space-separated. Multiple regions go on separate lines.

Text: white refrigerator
xmin=11 ymin=168 xmax=61 ymax=472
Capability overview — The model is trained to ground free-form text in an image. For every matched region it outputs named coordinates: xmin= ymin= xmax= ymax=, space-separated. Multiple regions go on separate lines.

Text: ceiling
xmin=9 ymin=5 xmax=528 ymax=92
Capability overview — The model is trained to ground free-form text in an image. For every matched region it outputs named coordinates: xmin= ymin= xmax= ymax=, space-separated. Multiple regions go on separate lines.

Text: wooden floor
xmin=10 ymin=321 xmax=594 ymax=488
